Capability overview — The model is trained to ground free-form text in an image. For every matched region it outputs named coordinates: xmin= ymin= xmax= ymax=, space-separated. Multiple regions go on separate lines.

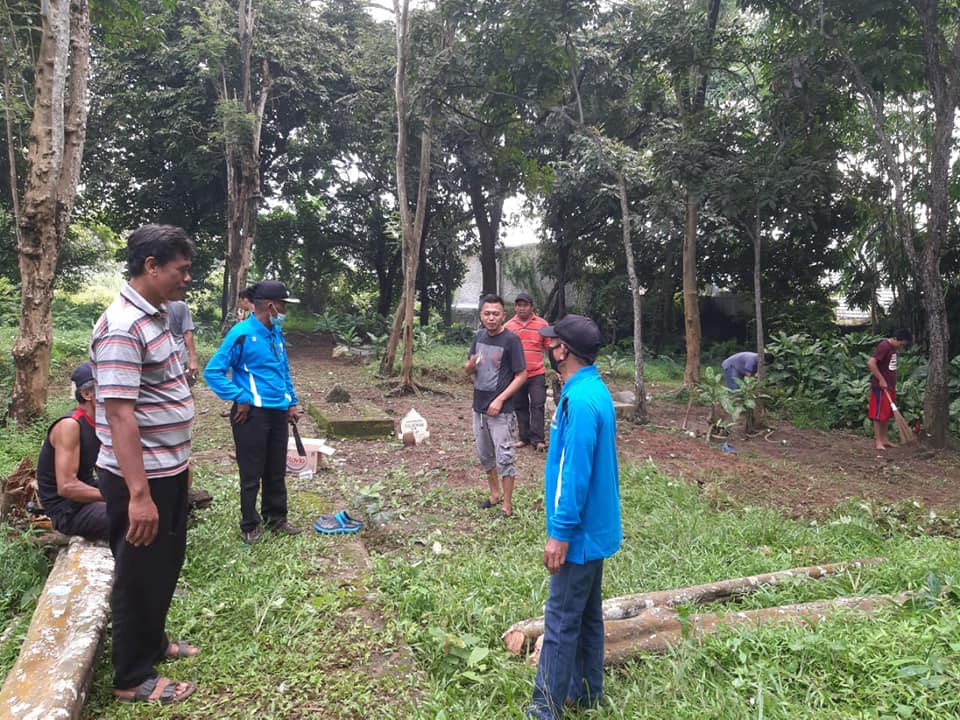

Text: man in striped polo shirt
xmin=90 ymin=224 xmax=198 ymax=706
xmin=504 ymin=292 xmax=551 ymax=451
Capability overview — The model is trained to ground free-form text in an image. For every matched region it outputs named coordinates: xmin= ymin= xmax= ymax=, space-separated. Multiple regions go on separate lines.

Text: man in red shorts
xmin=867 ymin=329 xmax=912 ymax=450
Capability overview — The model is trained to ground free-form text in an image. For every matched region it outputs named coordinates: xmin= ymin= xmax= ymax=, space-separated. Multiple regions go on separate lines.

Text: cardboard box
xmin=286 ymin=437 xmax=333 ymax=475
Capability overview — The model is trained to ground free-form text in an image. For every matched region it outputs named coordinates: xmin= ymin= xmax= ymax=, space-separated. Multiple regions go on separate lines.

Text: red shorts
xmin=868 ymin=387 xmax=894 ymax=422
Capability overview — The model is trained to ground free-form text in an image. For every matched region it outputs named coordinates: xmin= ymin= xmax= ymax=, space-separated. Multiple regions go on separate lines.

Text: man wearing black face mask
xmin=205 ymin=280 xmax=303 ymax=544
xmin=527 ymin=314 xmax=621 ymax=720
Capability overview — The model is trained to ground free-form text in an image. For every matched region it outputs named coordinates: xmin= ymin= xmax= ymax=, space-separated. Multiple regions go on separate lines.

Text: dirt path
xmin=275 ymin=333 xmax=960 ymax=519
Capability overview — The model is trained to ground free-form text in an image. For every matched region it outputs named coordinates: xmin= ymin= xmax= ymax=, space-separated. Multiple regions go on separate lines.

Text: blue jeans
xmin=528 ymin=559 xmax=605 ymax=720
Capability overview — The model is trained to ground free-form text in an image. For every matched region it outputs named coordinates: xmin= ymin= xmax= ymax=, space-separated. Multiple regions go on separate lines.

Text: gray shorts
xmin=473 ymin=411 xmax=516 ymax=477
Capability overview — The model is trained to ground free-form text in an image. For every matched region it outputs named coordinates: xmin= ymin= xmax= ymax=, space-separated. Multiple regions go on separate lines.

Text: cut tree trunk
xmin=502 ymin=557 xmax=884 ymax=654
xmin=528 ymin=593 xmax=910 ymax=666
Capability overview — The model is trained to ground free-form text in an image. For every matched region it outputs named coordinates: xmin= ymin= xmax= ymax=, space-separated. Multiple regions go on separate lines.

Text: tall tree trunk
xmin=746 ymin=197 xmax=765 ymax=434
xmin=417 ymin=203 xmax=433 ymax=326
xmin=397 ymin=124 xmax=432 ymax=387
xmin=673 ymin=0 xmax=720 ymax=389
xmin=554 ymin=236 xmax=569 ymax=318
xmin=467 ymin=166 xmax=503 ymax=296
xmin=913 ymin=0 xmax=952 ymax=447
xmin=651 ymin=234 xmax=679 ymax=355
xmin=681 ymin=193 xmax=701 ymax=388
xmin=617 ymin=172 xmax=647 ymax=424
xmin=753 ymin=199 xmax=765 ymax=382
xmin=379 ymin=0 xmax=439 ymax=386
xmin=10 ymin=0 xmax=90 ymax=424
xmin=220 ymin=0 xmax=271 ymax=333
xmin=1 ymin=55 xmax=23 ymax=251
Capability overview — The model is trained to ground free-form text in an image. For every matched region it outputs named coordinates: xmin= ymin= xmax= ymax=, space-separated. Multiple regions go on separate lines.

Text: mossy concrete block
xmin=306 ymin=400 xmax=394 ymax=439
xmin=0 ymin=537 xmax=114 ymax=720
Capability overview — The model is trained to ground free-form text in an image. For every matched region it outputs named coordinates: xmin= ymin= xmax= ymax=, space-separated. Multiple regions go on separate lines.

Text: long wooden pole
xmin=503 ymin=558 xmax=885 ymax=654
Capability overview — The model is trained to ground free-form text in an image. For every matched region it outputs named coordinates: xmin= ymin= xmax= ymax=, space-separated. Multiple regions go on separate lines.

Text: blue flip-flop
xmin=312 ymin=512 xmax=363 ymax=534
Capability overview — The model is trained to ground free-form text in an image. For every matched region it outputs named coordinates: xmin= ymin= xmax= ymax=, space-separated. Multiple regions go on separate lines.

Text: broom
xmin=883 ymin=389 xmax=917 ymax=445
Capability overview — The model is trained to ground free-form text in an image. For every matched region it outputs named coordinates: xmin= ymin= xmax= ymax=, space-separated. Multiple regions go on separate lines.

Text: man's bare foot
xmin=875 ymin=444 xmax=886 ymax=451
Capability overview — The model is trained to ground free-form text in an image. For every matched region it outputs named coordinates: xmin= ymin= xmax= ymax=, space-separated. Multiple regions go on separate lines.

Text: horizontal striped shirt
xmin=90 ymin=283 xmax=194 ymax=479
xmin=504 ymin=314 xmax=551 ymax=377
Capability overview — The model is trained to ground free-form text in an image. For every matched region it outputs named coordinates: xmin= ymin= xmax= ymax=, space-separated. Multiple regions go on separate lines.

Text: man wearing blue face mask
xmin=204 ymin=280 xmax=303 ymax=544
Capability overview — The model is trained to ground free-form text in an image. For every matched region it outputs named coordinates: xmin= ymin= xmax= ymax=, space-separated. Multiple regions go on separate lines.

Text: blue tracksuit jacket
xmin=544 ymin=364 xmax=622 ymax=564
xmin=204 ymin=316 xmax=298 ymax=410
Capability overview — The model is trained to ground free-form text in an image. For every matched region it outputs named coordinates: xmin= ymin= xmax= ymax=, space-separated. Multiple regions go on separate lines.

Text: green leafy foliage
xmin=697 ymin=366 xmax=743 ymax=432
xmin=0 ymin=528 xmax=50 ymax=623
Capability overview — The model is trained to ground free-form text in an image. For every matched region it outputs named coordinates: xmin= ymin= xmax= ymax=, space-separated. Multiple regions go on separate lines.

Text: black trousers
xmin=515 ymin=374 xmax=547 ymax=445
xmin=98 ymin=467 xmax=189 ymax=690
xmin=55 ymin=501 xmax=109 ymax=542
xmin=232 ymin=405 xmax=289 ymax=532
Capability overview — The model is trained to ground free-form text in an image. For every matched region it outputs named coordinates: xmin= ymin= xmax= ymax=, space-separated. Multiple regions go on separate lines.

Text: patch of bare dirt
xmin=279 ymin=333 xmax=960 ymax=519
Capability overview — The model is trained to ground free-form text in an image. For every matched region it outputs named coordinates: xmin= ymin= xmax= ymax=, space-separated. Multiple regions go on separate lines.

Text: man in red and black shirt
xmin=867 ymin=329 xmax=912 ymax=450
xmin=504 ymin=292 xmax=551 ymax=451
xmin=36 ymin=362 xmax=107 ymax=541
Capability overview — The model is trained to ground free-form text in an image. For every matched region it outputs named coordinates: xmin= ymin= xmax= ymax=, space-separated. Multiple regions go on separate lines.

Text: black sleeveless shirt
xmin=36 ymin=407 xmax=101 ymax=524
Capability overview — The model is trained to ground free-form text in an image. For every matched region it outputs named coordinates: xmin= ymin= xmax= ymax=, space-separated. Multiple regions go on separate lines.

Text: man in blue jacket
xmin=527 ymin=314 xmax=622 ymax=720
xmin=204 ymin=280 xmax=302 ymax=544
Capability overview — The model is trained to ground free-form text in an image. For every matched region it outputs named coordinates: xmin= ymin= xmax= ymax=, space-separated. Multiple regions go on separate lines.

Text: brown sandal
xmin=115 ymin=676 xmax=196 ymax=705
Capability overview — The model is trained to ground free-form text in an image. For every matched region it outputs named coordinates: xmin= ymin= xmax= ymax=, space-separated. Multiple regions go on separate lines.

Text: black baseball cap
xmin=71 ymin=362 xmax=95 ymax=388
xmin=540 ymin=314 xmax=602 ymax=362
xmin=251 ymin=280 xmax=299 ymax=303
xmin=515 ymin=292 xmax=533 ymax=304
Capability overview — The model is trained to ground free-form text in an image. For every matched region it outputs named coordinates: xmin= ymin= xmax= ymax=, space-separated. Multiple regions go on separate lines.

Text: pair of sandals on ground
xmin=312 ymin=509 xmax=364 ymax=534
xmin=514 ymin=439 xmax=547 ymax=452
xmin=113 ymin=640 xmax=199 ymax=705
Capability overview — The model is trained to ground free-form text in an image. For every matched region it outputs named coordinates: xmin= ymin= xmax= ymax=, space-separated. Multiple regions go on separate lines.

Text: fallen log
xmin=503 ymin=557 xmax=885 ymax=654
xmin=528 ymin=592 xmax=911 ymax=666
xmin=0 ymin=538 xmax=114 ymax=719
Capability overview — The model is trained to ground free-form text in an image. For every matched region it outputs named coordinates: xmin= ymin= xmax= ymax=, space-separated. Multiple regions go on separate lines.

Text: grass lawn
xmin=62 ymin=463 xmax=960 ymax=719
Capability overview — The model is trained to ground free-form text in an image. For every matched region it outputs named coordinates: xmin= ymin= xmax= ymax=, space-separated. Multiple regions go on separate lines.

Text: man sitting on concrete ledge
xmin=36 ymin=362 xmax=108 ymax=542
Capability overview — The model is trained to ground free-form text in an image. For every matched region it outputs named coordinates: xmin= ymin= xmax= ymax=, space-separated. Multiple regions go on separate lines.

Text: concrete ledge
xmin=306 ymin=400 xmax=394 ymax=439
xmin=0 ymin=538 xmax=114 ymax=720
